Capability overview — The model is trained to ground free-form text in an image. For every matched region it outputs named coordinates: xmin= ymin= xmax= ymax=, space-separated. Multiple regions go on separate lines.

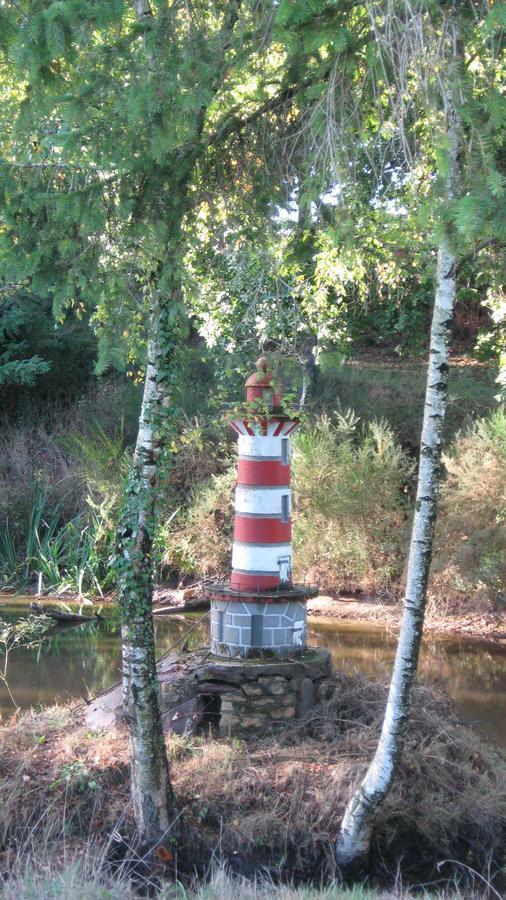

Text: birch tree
xmin=334 ymin=0 xmax=505 ymax=872
xmin=336 ymin=96 xmax=460 ymax=872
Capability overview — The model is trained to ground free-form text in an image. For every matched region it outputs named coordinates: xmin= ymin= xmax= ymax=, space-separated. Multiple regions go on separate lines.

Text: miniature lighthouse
xmin=208 ymin=357 xmax=316 ymax=658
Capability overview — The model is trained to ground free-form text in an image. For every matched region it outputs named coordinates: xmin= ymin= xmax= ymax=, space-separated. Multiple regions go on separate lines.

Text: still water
xmin=1 ymin=597 xmax=505 ymax=747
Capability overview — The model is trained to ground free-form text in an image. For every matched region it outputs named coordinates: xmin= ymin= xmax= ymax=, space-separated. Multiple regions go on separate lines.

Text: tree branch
xmin=132 ymin=0 xmax=153 ymax=21
xmin=205 ymin=68 xmax=333 ymax=149
xmin=455 ymin=238 xmax=505 ymax=274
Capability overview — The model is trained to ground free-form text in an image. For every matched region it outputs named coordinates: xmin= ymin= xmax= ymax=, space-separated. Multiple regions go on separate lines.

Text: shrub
xmin=292 ymin=415 xmax=413 ymax=592
xmin=161 ymin=468 xmax=236 ymax=579
xmin=163 ymin=416 xmax=233 ymax=510
xmin=432 ymin=407 xmax=506 ymax=603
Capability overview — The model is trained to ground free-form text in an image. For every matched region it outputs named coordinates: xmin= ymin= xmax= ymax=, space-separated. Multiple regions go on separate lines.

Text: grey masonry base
xmin=210 ymin=598 xmax=308 ymax=658
xmin=86 ymin=648 xmax=333 ymax=738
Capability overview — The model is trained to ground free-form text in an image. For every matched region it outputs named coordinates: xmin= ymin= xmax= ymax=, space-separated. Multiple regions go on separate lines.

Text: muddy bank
xmin=306 ymin=593 xmax=506 ymax=644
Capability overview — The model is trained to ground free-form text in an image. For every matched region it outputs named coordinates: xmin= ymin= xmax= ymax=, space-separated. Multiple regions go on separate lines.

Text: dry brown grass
xmin=0 ymin=379 xmax=139 ymax=531
xmin=0 ymin=858 xmax=481 ymax=900
xmin=0 ymin=424 xmax=79 ymax=524
xmin=0 ymin=673 xmax=504 ymax=894
xmin=0 ymin=704 xmax=131 ymax=844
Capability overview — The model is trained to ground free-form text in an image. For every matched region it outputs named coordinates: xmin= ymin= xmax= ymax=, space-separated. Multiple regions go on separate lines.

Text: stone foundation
xmin=86 ymin=648 xmax=332 ymax=738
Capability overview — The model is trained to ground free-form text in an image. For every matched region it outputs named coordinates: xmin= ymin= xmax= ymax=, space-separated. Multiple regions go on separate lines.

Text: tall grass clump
xmin=0 ymin=860 xmax=488 ymax=899
xmin=292 ymin=415 xmax=413 ymax=592
xmin=0 ymin=490 xmax=119 ymax=596
xmin=0 ymin=403 xmax=131 ymax=594
xmin=432 ymin=407 xmax=506 ymax=603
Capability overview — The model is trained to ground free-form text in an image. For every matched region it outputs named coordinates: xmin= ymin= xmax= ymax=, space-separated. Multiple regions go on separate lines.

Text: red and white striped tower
xmin=230 ymin=357 xmax=298 ymax=591
xmin=208 ymin=357 xmax=317 ymax=658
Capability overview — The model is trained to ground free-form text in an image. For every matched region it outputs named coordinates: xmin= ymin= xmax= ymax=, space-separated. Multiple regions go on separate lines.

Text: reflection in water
xmin=0 ymin=602 xmax=209 ymax=715
xmin=309 ymin=619 xmax=506 ymax=746
xmin=1 ymin=599 xmax=505 ymax=748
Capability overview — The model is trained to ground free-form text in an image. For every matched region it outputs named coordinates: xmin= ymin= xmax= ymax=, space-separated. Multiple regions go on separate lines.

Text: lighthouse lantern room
xmin=208 ymin=357 xmax=316 ymax=658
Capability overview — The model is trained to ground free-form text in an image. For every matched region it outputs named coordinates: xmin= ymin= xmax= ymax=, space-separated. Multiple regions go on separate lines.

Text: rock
xmin=317 ymin=678 xmax=335 ymax=703
xmin=270 ymin=706 xmax=296 ymax=720
xmin=296 ymin=677 xmax=315 ymax=717
xmin=195 ymin=649 xmax=331 ymax=685
xmin=240 ymin=716 xmax=268 ymax=729
xmin=280 ymin=692 xmax=297 ymax=707
xmin=247 ymin=696 xmax=276 ymax=708
xmin=161 ymin=698 xmax=200 ymax=735
xmin=258 ymin=675 xmax=289 ymax=695
xmin=241 ymin=683 xmax=264 ymax=697
xmin=85 ymin=683 xmax=123 ymax=730
xmin=220 ymin=714 xmax=241 ymax=733
xmin=221 ymin=693 xmax=244 ymax=712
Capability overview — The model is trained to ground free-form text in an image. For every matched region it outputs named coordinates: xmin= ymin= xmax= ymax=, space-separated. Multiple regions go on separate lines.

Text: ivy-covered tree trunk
xmin=116 ymin=181 xmax=190 ymax=844
xmin=116 ymin=323 xmax=176 ymax=846
xmin=335 ymin=96 xmax=460 ymax=873
xmin=116 ymin=20 xmax=187 ymax=851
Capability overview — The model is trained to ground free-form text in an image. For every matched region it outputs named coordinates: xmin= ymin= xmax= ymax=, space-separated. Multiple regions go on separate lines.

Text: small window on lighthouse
xmin=278 ymin=555 xmax=291 ymax=584
xmin=281 ymin=494 xmax=289 ymax=522
xmin=251 ymin=614 xmax=263 ymax=647
xmin=281 ymin=438 xmax=289 ymax=464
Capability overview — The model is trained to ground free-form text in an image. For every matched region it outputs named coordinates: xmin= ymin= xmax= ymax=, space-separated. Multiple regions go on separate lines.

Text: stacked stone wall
xmin=196 ymin=650 xmax=332 ymax=737
xmin=86 ymin=648 xmax=332 ymax=739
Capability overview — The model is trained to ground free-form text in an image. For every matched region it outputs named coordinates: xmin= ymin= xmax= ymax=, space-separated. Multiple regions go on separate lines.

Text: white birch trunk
xmin=335 ymin=95 xmax=460 ymax=873
xmin=118 ymin=331 xmax=177 ymax=846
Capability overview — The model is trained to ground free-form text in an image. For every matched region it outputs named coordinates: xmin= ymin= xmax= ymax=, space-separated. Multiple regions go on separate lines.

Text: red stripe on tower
xmin=230 ymin=572 xmax=280 ymax=590
xmin=233 ymin=516 xmax=291 ymax=543
xmin=236 ymin=459 xmax=290 ymax=486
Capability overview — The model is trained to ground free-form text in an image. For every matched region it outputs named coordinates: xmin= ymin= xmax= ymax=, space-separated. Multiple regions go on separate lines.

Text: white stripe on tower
xmin=235 ymin=485 xmax=290 ymax=517
xmin=238 ymin=434 xmax=284 ymax=458
xmin=232 ymin=542 xmax=292 ymax=573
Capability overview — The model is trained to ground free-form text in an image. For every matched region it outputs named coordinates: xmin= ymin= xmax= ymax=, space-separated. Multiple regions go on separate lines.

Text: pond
xmin=1 ymin=597 xmax=505 ymax=748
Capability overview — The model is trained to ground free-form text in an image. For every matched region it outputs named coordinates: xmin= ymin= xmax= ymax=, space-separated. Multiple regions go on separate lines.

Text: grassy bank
xmin=0 ymin=864 xmax=498 ymax=899
xmin=319 ymin=357 xmax=498 ymax=449
xmin=1 ymin=672 xmax=505 ymax=897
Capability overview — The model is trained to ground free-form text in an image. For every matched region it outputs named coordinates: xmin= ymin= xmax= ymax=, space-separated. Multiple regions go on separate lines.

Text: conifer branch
xmin=455 ymin=239 xmax=505 ymax=274
xmin=205 ymin=68 xmax=334 ymax=150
